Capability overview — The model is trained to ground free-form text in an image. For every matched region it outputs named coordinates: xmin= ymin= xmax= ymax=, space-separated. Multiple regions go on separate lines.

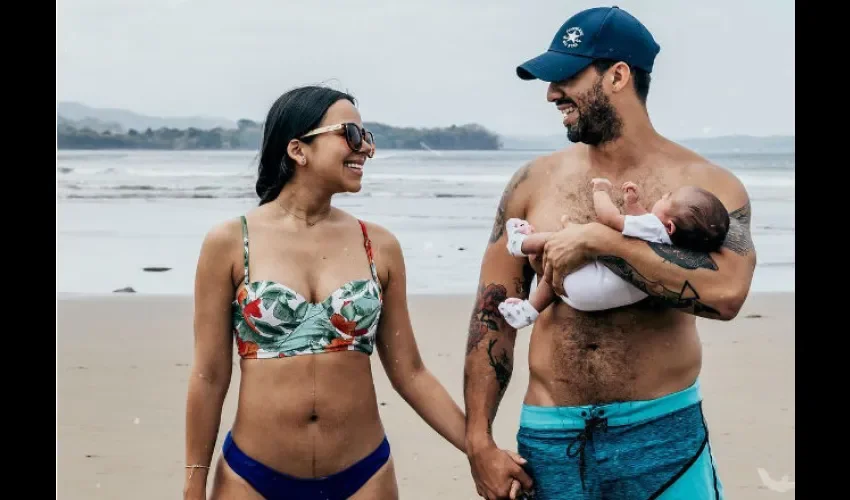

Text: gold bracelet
xmin=185 ymin=464 xmax=210 ymax=480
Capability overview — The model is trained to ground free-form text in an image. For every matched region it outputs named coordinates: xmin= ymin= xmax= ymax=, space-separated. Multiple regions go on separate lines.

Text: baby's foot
xmin=506 ymin=218 xmax=534 ymax=257
xmin=498 ymin=298 xmax=540 ymax=329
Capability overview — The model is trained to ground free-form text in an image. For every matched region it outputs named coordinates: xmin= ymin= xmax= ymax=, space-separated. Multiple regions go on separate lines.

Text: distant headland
xmin=56 ymin=102 xmax=502 ymax=151
xmin=55 ymin=101 xmax=794 ymax=154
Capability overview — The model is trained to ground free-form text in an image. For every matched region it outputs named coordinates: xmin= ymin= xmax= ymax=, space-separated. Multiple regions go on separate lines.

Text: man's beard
xmin=565 ymin=79 xmax=623 ymax=146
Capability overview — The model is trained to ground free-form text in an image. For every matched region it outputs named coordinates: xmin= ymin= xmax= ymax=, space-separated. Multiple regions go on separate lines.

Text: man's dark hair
xmin=591 ymin=59 xmax=651 ymax=105
xmin=669 ymin=187 xmax=730 ymax=253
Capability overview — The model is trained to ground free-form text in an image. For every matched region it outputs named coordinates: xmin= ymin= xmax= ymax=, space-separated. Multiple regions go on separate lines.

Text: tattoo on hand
xmin=597 ymin=256 xmax=721 ymax=317
xmin=486 ymin=338 xmax=512 ymax=397
xmin=489 ymin=164 xmax=531 ymax=243
xmin=466 ymin=283 xmax=508 ymax=355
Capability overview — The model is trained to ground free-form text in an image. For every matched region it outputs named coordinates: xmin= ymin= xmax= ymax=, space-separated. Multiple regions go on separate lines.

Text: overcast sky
xmin=56 ymin=0 xmax=795 ymax=139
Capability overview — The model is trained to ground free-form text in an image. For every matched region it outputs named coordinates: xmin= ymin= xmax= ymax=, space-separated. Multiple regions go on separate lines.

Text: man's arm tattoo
xmin=465 ymin=283 xmax=508 ymax=355
xmin=643 ymin=202 xmax=754 ymax=270
xmin=646 ymin=242 xmax=718 ymax=270
xmin=512 ymin=262 xmax=536 ymax=296
xmin=512 ymin=277 xmax=524 ymax=295
xmin=489 ymin=163 xmax=531 ymax=243
xmin=722 ymin=202 xmax=754 ymax=256
xmin=593 ymin=203 xmax=752 ymax=316
xmin=486 ymin=338 xmax=512 ymax=398
xmin=597 ymin=255 xmax=722 ymax=317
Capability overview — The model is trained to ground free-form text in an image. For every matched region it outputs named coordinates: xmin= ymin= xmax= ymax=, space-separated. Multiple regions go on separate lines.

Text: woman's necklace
xmin=278 ymin=204 xmax=331 ymax=227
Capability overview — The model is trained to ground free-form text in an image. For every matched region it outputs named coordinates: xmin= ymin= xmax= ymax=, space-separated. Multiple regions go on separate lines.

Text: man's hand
xmin=622 ymin=181 xmax=640 ymax=205
xmin=542 ymin=218 xmax=600 ymax=296
xmin=468 ymin=440 xmax=534 ymax=499
xmin=591 ymin=177 xmax=613 ymax=193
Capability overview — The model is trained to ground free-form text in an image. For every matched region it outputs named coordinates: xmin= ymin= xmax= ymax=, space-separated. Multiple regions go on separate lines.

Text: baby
xmin=498 ymin=178 xmax=731 ymax=329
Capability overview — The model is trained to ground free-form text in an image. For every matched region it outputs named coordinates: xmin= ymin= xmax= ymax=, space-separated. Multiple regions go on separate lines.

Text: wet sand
xmin=57 ymin=292 xmax=795 ymax=499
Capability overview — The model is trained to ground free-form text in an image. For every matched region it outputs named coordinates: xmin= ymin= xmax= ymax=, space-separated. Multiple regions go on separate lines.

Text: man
xmin=463 ymin=6 xmax=755 ymax=500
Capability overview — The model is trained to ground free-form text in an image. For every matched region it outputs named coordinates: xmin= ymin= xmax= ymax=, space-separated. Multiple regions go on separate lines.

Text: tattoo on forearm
xmin=465 ymin=283 xmax=508 ymax=355
xmin=512 ymin=277 xmax=524 ymax=295
xmin=647 ymin=243 xmax=718 ymax=270
xmin=486 ymin=338 xmax=512 ymax=397
xmin=597 ymin=256 xmax=721 ymax=317
xmin=643 ymin=201 xmax=754 ymax=270
xmin=723 ymin=202 xmax=754 ymax=256
xmin=512 ymin=262 xmax=536 ymax=296
xmin=489 ymin=164 xmax=531 ymax=243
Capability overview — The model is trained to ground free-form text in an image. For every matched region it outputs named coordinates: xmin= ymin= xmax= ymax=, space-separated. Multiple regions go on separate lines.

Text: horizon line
xmin=56 ymin=100 xmax=795 ymax=141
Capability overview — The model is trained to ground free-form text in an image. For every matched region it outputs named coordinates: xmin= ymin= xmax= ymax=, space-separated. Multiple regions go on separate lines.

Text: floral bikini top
xmin=232 ymin=216 xmax=383 ymax=359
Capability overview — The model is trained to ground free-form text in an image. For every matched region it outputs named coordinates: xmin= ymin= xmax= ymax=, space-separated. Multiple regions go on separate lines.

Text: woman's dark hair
xmin=668 ymin=187 xmax=730 ymax=253
xmin=255 ymin=85 xmax=356 ymax=205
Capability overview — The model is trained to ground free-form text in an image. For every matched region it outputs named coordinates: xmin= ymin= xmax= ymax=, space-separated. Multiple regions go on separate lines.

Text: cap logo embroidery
xmin=562 ymin=27 xmax=583 ymax=48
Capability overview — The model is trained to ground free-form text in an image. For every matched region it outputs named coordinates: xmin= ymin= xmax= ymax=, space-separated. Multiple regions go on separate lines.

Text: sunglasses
xmin=300 ymin=122 xmax=375 ymax=158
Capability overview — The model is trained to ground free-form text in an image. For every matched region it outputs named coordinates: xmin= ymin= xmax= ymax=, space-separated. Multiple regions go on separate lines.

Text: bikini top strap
xmin=357 ymin=220 xmax=379 ymax=283
xmin=240 ymin=215 xmax=250 ymax=286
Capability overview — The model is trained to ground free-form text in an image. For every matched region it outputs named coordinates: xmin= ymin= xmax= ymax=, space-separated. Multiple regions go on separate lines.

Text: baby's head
xmin=651 ymin=186 xmax=730 ymax=252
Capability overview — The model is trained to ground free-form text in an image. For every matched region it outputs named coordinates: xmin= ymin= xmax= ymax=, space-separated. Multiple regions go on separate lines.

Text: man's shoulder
xmin=498 ymin=147 xmax=576 ymax=213
xmin=667 ymin=141 xmax=746 ymax=195
xmin=508 ymin=146 xmax=579 ymax=187
xmin=528 ymin=146 xmax=580 ymax=171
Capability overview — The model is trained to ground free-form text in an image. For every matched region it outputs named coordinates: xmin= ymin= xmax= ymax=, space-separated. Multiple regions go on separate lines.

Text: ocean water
xmin=56 ymin=149 xmax=794 ymax=295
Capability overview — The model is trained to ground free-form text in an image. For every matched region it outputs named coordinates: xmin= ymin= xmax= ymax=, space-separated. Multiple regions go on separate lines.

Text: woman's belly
xmin=229 ymin=351 xmax=387 ymax=478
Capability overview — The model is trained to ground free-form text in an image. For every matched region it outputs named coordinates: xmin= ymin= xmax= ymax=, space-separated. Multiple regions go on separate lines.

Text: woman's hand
xmin=183 ymin=465 xmax=210 ymax=500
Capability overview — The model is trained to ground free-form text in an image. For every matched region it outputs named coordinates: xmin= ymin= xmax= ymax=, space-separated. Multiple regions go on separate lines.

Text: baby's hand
xmin=622 ymin=181 xmax=640 ymax=205
xmin=591 ymin=178 xmax=613 ymax=193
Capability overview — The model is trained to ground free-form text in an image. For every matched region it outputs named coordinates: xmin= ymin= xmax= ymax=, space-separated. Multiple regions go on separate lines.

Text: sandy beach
xmin=57 ymin=291 xmax=795 ymax=499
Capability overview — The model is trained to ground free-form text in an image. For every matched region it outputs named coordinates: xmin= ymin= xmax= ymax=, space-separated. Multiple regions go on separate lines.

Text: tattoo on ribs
xmin=489 ymin=164 xmax=531 ymax=243
xmin=486 ymin=338 xmax=512 ymax=397
xmin=597 ymin=256 xmax=722 ymax=317
xmin=465 ymin=283 xmax=508 ymax=355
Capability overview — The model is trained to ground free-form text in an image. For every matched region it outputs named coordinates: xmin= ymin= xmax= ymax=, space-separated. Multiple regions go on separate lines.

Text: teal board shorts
xmin=515 ymin=379 xmax=724 ymax=499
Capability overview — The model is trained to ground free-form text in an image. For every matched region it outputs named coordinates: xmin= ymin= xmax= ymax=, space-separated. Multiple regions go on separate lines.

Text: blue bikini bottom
xmin=223 ymin=430 xmax=391 ymax=499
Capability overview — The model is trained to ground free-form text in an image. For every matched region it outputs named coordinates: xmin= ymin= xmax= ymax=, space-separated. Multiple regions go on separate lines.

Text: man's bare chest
xmin=526 ymin=167 xmax=683 ymax=230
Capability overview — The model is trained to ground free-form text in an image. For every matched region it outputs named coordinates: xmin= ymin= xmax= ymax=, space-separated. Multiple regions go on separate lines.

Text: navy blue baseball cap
xmin=516 ymin=6 xmax=660 ymax=82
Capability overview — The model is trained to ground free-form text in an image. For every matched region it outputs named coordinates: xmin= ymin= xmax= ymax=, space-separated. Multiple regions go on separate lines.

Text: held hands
xmin=468 ymin=441 xmax=534 ymax=500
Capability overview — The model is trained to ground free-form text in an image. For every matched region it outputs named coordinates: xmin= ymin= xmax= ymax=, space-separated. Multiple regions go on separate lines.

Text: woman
xmin=183 ymin=85 xmax=471 ymax=499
